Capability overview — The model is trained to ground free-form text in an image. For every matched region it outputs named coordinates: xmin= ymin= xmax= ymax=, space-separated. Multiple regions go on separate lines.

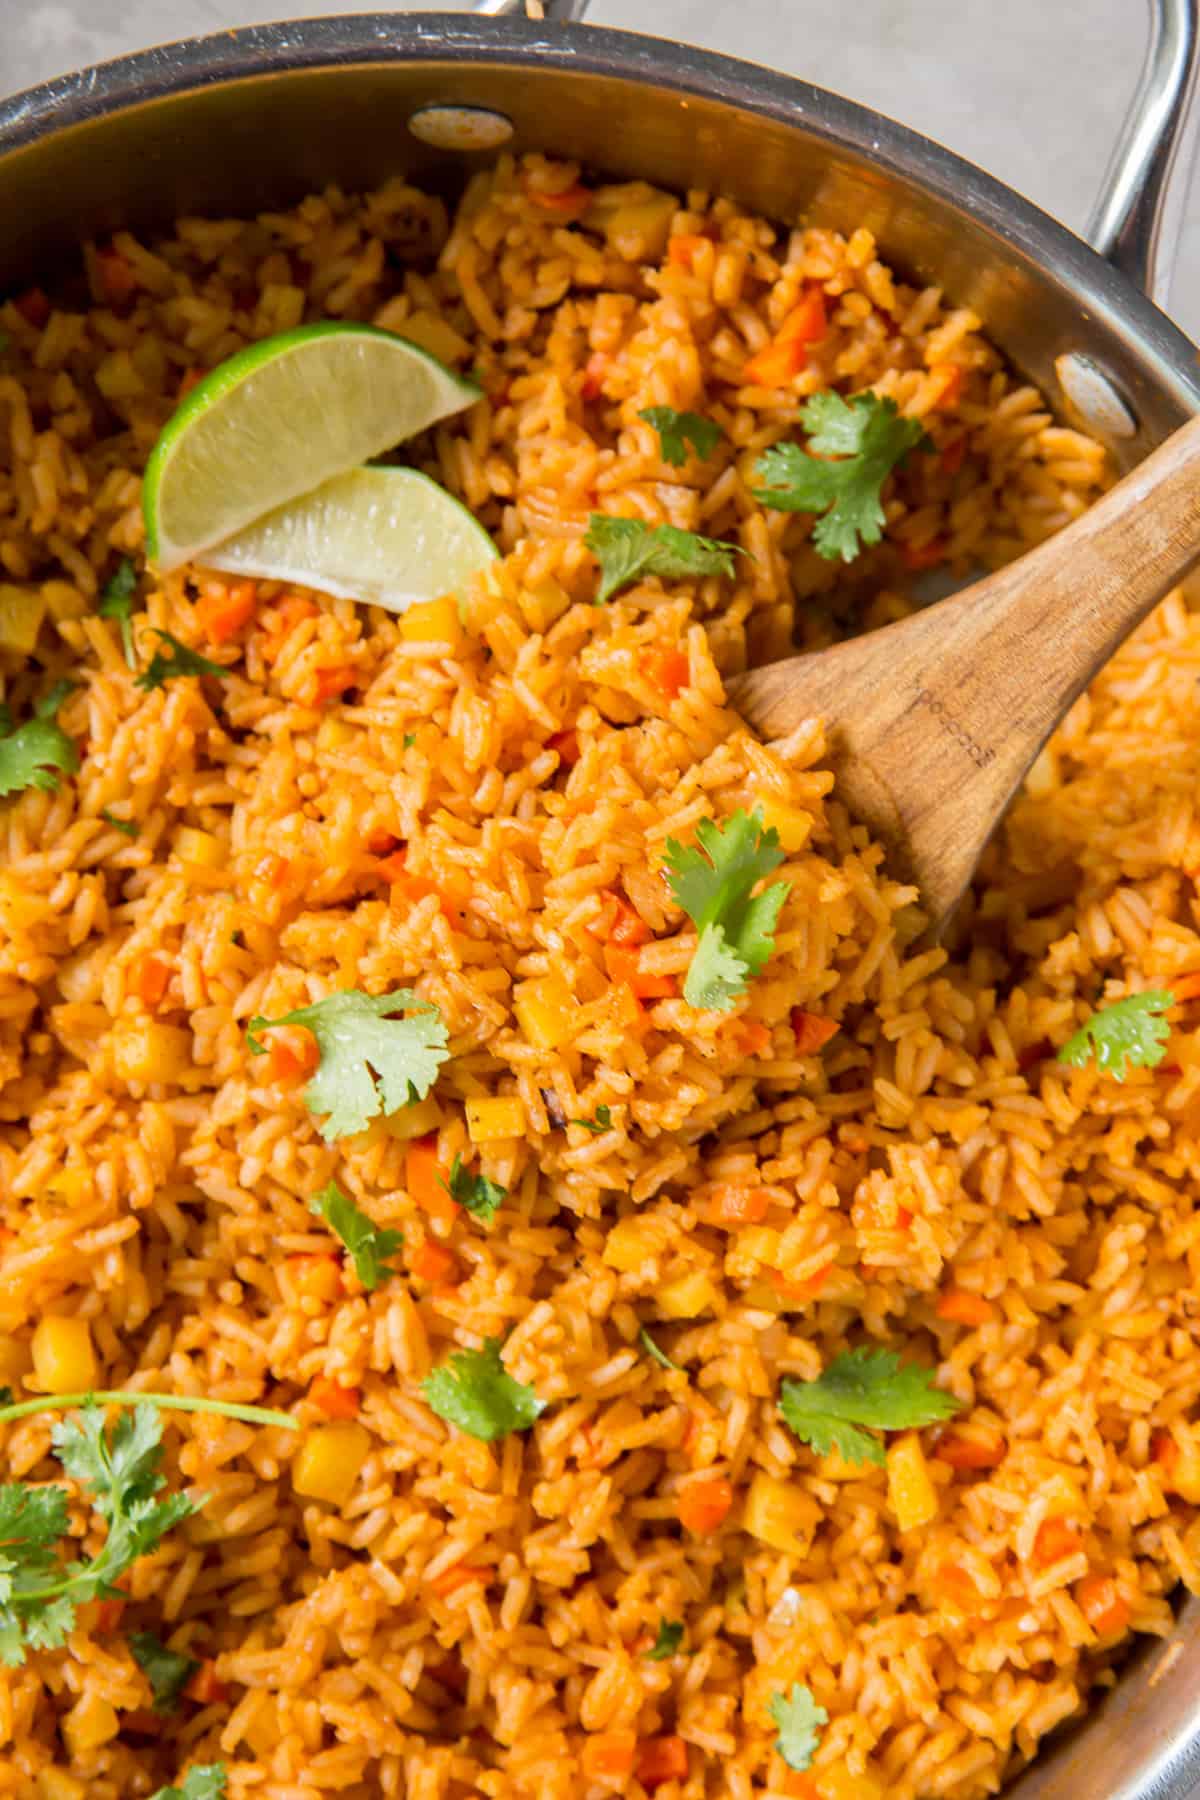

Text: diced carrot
xmin=309 ymin=1377 xmax=361 ymax=1419
xmin=708 ymin=1185 xmax=771 ymax=1226
xmin=178 ymin=366 xmax=205 ymax=398
xmin=775 ymin=286 xmax=827 ymax=347
xmin=590 ymin=891 xmax=648 ymax=946
xmin=548 ymin=728 xmax=580 ymax=767
xmin=743 ymin=336 xmax=807 ymax=388
xmin=772 ymin=1264 xmax=831 ymax=1303
xmin=92 ymin=1595 xmax=126 ymax=1633
xmin=1017 ymin=1038 xmax=1053 ymax=1074
xmin=135 ymin=954 xmax=171 ymax=1010
xmin=735 ymin=1020 xmax=772 ymax=1057
xmin=643 ymin=646 xmax=691 ymax=699
xmin=939 ymin=1561 xmax=979 ymax=1609
xmin=678 ymin=1474 xmax=733 ymax=1535
xmin=263 ymin=1024 xmax=319 ymax=1085
xmin=785 ymin=1777 xmax=820 ymax=1800
xmin=411 ymin=1241 xmax=459 ymax=1285
xmin=604 ymin=943 xmax=676 ymax=1000
xmin=927 ymin=362 xmax=965 ymax=409
xmin=96 ymin=245 xmax=137 ymax=308
xmin=528 ymin=183 xmax=590 ymax=214
xmin=580 ymin=351 xmax=609 ymax=402
xmin=936 ymin=1430 xmax=1006 ymax=1471
xmin=14 ymin=287 xmax=50 ymax=328
xmin=311 ymin=663 xmax=357 ymax=705
xmin=581 ymin=1731 xmax=638 ymax=1780
xmin=900 ymin=538 xmax=947 ymax=571
xmin=936 ymin=1288 xmax=994 ymax=1327
xmin=406 ymin=1135 xmax=459 ymax=1230
xmin=1153 ymin=1429 xmax=1180 ymax=1474
xmin=429 ymin=1561 xmax=488 ymax=1598
xmin=185 ymin=1660 xmax=229 ymax=1706
xmin=791 ymin=1009 xmax=838 ymax=1054
xmin=1172 ymin=972 xmax=1200 ymax=1001
xmin=1034 ymin=1517 xmax=1080 ymax=1566
xmin=636 ymin=1735 xmax=689 ymax=1789
xmin=941 ymin=433 xmax=968 ymax=475
xmin=195 ymin=581 xmax=258 ymax=645
xmin=286 ymin=1254 xmax=342 ymax=1303
xmin=1076 ymin=1573 xmax=1130 ymax=1637
xmin=668 ymin=234 xmax=708 ymax=268
xmin=896 ymin=1207 xmax=913 ymax=1230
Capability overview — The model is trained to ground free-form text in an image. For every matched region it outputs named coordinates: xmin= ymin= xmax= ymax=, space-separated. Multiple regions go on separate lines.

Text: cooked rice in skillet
xmin=1 ymin=150 xmax=1196 ymax=1800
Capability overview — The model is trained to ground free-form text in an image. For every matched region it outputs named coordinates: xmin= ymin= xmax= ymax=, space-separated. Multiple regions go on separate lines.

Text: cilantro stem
xmin=0 ymin=1390 xmax=298 ymax=1431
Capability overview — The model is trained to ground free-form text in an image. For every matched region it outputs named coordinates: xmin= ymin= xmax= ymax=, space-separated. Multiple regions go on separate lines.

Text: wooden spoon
xmin=726 ymin=412 xmax=1200 ymax=931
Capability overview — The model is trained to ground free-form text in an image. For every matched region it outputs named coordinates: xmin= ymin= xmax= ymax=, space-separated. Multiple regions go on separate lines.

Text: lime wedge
xmin=143 ymin=323 xmax=480 ymax=571
xmin=201 ymin=466 xmax=498 ymax=611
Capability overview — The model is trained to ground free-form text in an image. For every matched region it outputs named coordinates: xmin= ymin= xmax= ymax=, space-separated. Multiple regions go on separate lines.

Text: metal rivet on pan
xmin=1055 ymin=353 xmax=1138 ymax=440
xmin=408 ymin=105 xmax=515 ymax=152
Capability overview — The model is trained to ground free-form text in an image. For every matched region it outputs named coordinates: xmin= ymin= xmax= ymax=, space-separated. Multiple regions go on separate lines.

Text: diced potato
xmin=396 ymin=309 xmax=472 ymax=366
xmin=656 ymin=1270 xmax=718 ymax=1320
xmin=887 ymin=1431 xmax=938 ymax=1532
xmin=1171 ymin=1450 xmax=1200 ymax=1504
xmin=743 ymin=1470 xmax=820 ymax=1554
xmin=112 ymin=1020 xmax=193 ymax=1086
xmin=400 ymin=596 xmax=464 ymax=653
xmin=94 ymin=349 xmax=143 ymax=399
xmin=0 ymin=1335 xmax=30 ymax=1385
xmin=316 ymin=716 xmax=355 ymax=751
xmin=737 ymin=1227 xmax=781 ymax=1267
xmin=42 ymin=582 xmax=89 ymax=623
xmin=589 ymin=186 xmax=677 ymax=261
xmin=513 ymin=974 xmax=575 ymax=1050
xmin=292 ymin=1421 xmax=370 ymax=1505
xmin=519 ymin=578 xmax=570 ymax=634
xmin=36 ymin=1770 xmax=87 ymax=1800
xmin=603 ymin=1216 xmax=662 ymax=1273
xmin=32 ymin=1316 xmax=96 ymax=1394
xmin=740 ymin=1280 xmax=790 ymax=1313
xmin=756 ymin=794 xmax=813 ymax=855
xmin=174 ymin=826 xmax=224 ymax=868
xmin=383 ymin=1094 xmax=443 ymax=1141
xmin=60 ymin=1694 xmax=119 ymax=1757
xmin=45 ymin=1167 xmax=90 ymax=1205
xmin=818 ymin=1765 xmax=884 ymax=1800
xmin=0 ymin=586 xmax=46 ymax=654
xmin=465 ymin=1096 xmax=526 ymax=1143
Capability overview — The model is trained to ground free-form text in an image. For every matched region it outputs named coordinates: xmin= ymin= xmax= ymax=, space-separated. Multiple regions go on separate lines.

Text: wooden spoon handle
xmin=729 ymin=410 xmax=1200 ymax=924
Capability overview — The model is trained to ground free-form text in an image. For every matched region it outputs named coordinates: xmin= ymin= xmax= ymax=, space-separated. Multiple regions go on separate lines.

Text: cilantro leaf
xmin=570 ymin=1103 xmax=612 ymax=1135
xmin=442 ymin=1154 xmax=506 ymax=1225
xmin=309 ymin=1180 xmax=402 ymax=1290
xmin=423 ymin=1337 xmax=545 ymax=1443
xmin=753 ymin=391 xmax=928 ymax=561
xmin=646 ymin=1618 xmax=684 ymax=1660
xmin=584 ymin=515 xmax=741 ymax=603
xmin=0 ymin=683 xmax=78 ymax=799
xmin=1057 ymin=989 xmax=1174 ymax=1081
xmin=639 ymin=1327 xmax=680 ymax=1372
xmin=778 ymin=1348 xmax=961 ymax=1467
xmin=639 ymin=406 xmax=723 ymax=468
xmin=97 ymin=559 xmax=139 ymax=666
xmin=769 ymin=1683 xmax=828 ymax=1772
xmin=663 ymin=808 xmax=788 ymax=1010
xmin=247 ymin=987 xmax=448 ymax=1140
xmin=150 ymin=1766 xmax=228 ymax=1800
xmin=100 ymin=808 xmax=138 ymax=838
xmin=130 ymin=1630 xmax=199 ymax=1712
xmin=135 ymin=629 xmax=224 ymax=692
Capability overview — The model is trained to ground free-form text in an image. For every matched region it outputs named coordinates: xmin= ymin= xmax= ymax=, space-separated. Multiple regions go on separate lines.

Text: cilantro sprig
xmin=423 ymin=1338 xmax=545 ymax=1443
xmin=0 ymin=680 xmax=78 ymax=799
xmin=664 ymin=807 xmax=788 ymax=1010
xmin=646 ymin=1618 xmax=685 ymax=1659
xmin=97 ymin=558 xmax=139 ymax=666
xmin=584 ymin=515 xmax=741 ymax=603
xmin=247 ymin=988 xmax=448 ymax=1140
xmin=151 ymin=1768 xmax=227 ymax=1800
xmin=753 ymin=391 xmax=928 ymax=561
xmin=769 ymin=1683 xmax=828 ymax=1773
xmin=130 ymin=1630 xmax=198 ymax=1712
xmin=570 ymin=1104 xmax=612 ymax=1135
xmin=640 ymin=1327 xmax=681 ymax=1372
xmin=639 ymin=407 xmax=723 ymax=468
xmin=443 ymin=1154 xmax=506 ymax=1225
xmin=778 ymin=1347 xmax=960 ymax=1467
xmin=1057 ymin=989 xmax=1174 ymax=1081
xmin=135 ymin=629 xmax=224 ymax=692
xmin=309 ymin=1180 xmax=402 ymax=1290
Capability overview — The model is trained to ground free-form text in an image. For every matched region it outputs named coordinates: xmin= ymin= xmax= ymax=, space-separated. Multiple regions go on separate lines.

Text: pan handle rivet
xmin=1055 ymin=353 xmax=1138 ymax=440
xmin=408 ymin=105 xmax=514 ymax=151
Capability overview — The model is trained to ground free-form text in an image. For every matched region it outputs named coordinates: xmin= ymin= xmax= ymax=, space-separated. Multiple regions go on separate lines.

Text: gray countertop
xmin=5 ymin=0 xmax=1198 ymax=337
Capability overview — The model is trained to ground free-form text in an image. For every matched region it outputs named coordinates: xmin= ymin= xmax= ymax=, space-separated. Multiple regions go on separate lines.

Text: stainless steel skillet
xmin=1 ymin=2 xmax=1199 ymax=1794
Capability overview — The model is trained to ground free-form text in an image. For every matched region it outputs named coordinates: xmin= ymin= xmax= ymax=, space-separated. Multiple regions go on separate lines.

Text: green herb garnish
xmin=639 ymin=406 xmax=723 ymax=468
xmin=778 ymin=1347 xmax=960 ymax=1468
xmin=98 ymin=558 xmax=138 ymax=666
xmin=442 ymin=1154 xmax=506 ymax=1225
xmin=309 ymin=1180 xmax=402 ymax=1290
xmin=639 ymin=1327 xmax=680 ymax=1372
xmin=584 ymin=515 xmax=741 ymax=603
xmin=0 ymin=681 xmax=78 ymax=799
xmin=664 ymin=807 xmax=788 ymax=1010
xmin=753 ymin=391 xmax=928 ymax=562
xmin=150 ymin=1767 xmax=227 ymax=1800
xmin=1057 ymin=989 xmax=1174 ymax=1081
xmin=423 ymin=1337 xmax=545 ymax=1443
xmin=570 ymin=1104 xmax=612 ymax=1135
xmin=646 ymin=1618 xmax=685 ymax=1660
xmin=247 ymin=987 xmax=448 ymax=1140
xmin=769 ymin=1683 xmax=828 ymax=1773
xmin=135 ymin=629 xmax=224 ymax=692
xmin=100 ymin=808 xmax=138 ymax=838
xmin=130 ymin=1630 xmax=198 ymax=1712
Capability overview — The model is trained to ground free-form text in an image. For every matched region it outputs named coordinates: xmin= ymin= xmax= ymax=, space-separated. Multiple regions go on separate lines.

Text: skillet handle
xmin=1088 ymin=0 xmax=1200 ymax=310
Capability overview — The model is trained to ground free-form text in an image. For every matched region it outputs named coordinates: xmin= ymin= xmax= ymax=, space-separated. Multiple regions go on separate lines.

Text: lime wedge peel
xmin=202 ymin=466 xmax=499 ymax=613
xmin=143 ymin=323 xmax=480 ymax=572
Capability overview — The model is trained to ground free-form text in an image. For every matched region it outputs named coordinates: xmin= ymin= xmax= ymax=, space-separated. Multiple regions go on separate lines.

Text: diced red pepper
xmin=135 ymin=954 xmax=171 ymax=1010
xmin=936 ymin=1430 xmax=1006 ymax=1471
xmin=186 ymin=1660 xmax=229 ymax=1706
xmin=311 ymin=664 xmax=357 ymax=705
xmin=642 ymin=647 xmax=691 ymax=699
xmin=406 ymin=1135 xmax=458 ymax=1230
xmin=411 ymin=1241 xmax=459 ymax=1286
xmin=708 ymin=1185 xmax=771 ymax=1226
xmin=548 ymin=728 xmax=580 ymax=767
xmin=1034 ymin=1516 xmax=1080 ymax=1565
xmin=604 ymin=943 xmax=676 ymax=1000
xmin=936 ymin=1288 xmax=994 ymax=1327
xmin=1076 ymin=1573 xmax=1130 ymax=1637
xmin=580 ymin=351 xmax=609 ymax=401
xmin=309 ymin=1377 xmax=361 ymax=1419
xmin=775 ymin=286 xmax=828 ymax=347
xmin=677 ymin=1475 xmax=732 ymax=1534
xmin=791 ymin=1009 xmax=838 ymax=1054
xmin=636 ymin=1735 xmax=689 ymax=1789
xmin=196 ymin=581 xmax=258 ymax=645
